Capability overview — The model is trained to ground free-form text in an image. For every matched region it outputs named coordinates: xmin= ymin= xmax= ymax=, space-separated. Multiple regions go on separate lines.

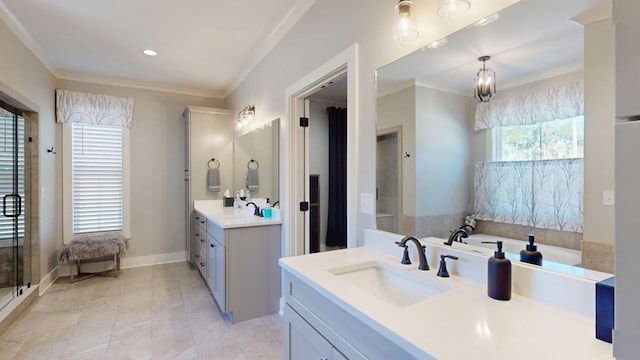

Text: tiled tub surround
xmin=280 ymin=229 xmax=613 ymax=359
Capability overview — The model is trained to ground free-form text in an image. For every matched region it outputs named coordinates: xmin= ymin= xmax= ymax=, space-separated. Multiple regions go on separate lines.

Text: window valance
xmin=474 ymin=81 xmax=583 ymax=131
xmin=55 ymin=89 xmax=134 ymax=128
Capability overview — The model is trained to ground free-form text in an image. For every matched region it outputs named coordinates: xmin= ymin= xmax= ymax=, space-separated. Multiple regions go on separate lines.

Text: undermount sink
xmin=222 ymin=213 xmax=257 ymax=220
xmin=328 ymin=261 xmax=450 ymax=307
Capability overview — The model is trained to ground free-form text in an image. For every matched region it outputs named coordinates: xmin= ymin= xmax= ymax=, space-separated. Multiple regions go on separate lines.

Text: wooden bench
xmin=59 ymin=234 xmax=129 ymax=283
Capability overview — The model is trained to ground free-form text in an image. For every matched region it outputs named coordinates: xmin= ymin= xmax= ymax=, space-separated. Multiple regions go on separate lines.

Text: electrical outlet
xmin=360 ymin=193 xmax=375 ymax=215
xmin=603 ymin=191 xmax=615 ymax=206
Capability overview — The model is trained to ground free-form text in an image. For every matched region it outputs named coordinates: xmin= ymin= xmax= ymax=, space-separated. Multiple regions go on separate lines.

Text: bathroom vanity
xmin=193 ymin=200 xmax=281 ymax=323
xmin=280 ymin=231 xmax=613 ymax=359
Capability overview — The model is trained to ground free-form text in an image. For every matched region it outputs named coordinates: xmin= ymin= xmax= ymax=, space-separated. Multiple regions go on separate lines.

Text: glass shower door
xmin=0 ymin=106 xmax=27 ymax=310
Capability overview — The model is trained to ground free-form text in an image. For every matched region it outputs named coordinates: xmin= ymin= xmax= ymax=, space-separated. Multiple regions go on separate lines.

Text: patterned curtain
xmin=473 ymin=159 xmax=583 ymax=233
xmin=55 ymin=89 xmax=134 ymax=128
xmin=474 ymin=81 xmax=584 ymax=131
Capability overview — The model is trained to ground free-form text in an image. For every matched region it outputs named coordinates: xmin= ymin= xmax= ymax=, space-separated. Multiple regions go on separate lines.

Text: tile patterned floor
xmin=0 ymin=262 xmax=284 ymax=359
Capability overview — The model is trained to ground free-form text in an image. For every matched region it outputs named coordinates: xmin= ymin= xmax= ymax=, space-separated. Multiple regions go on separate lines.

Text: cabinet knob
xmin=200 ymin=220 xmax=205 ymax=224
xmin=200 ymin=262 xmax=205 ymax=267
xmin=200 ymin=239 xmax=205 ymax=243
xmin=210 ymin=244 xmax=214 ymax=248
xmin=194 ymin=254 xmax=199 ymax=258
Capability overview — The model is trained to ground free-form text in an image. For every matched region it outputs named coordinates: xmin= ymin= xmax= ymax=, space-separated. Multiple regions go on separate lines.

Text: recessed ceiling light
xmin=437 ymin=0 xmax=471 ymax=18
xmin=472 ymin=13 xmax=500 ymax=27
xmin=143 ymin=49 xmax=158 ymax=56
xmin=426 ymin=37 xmax=448 ymax=49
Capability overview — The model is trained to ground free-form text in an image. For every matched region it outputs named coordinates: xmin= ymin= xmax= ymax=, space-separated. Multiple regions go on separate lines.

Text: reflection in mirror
xmin=376 ymin=0 xmax=613 ymax=274
xmin=234 ymin=119 xmax=279 ymax=203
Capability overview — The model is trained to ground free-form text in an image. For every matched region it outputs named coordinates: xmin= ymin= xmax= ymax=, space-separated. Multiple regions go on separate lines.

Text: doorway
xmin=376 ymin=126 xmax=403 ymax=234
xmin=306 ymin=78 xmax=348 ymax=253
xmin=283 ymin=44 xmax=357 ymax=257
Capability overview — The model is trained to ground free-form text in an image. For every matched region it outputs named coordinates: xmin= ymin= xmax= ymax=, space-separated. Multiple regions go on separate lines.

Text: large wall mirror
xmin=376 ymin=0 xmax=611 ymax=276
xmin=234 ymin=118 xmax=280 ymax=203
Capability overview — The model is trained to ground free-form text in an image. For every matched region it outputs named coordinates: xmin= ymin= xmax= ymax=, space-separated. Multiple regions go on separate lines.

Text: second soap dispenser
xmin=520 ymin=234 xmax=543 ymax=266
xmin=484 ymin=240 xmax=511 ymax=301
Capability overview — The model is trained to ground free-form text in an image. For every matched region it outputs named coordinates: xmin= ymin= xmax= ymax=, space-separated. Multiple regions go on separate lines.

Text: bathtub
xmin=446 ymin=234 xmax=582 ymax=267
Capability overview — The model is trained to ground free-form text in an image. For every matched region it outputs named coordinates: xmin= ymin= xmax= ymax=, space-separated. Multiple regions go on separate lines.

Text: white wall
xmin=0 ymin=19 xmax=56 ymax=283
xmin=225 ymin=0 xmax=517 ymax=244
xmin=56 ymin=79 xmax=224 ymax=259
xmin=415 ymin=85 xmax=473 ymax=217
xmin=584 ymin=19 xmax=615 ymax=246
xmin=377 ymin=86 xmax=415 ymax=217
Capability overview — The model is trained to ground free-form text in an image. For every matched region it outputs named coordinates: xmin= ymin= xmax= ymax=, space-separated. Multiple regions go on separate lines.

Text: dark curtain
xmin=325 ymin=106 xmax=347 ymax=247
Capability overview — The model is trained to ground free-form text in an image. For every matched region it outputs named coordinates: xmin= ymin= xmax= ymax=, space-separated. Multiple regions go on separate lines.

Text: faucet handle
xmin=395 ymin=242 xmax=412 ymax=265
xmin=437 ymin=255 xmax=459 ymax=278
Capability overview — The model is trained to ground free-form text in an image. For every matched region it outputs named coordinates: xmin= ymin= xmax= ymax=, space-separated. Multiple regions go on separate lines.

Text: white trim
xmin=375 ymin=80 xmax=415 ymax=99
xmin=414 ymin=80 xmax=470 ymax=97
xmin=184 ymin=106 xmax=234 ymax=117
xmin=38 ymin=266 xmax=59 ymax=296
xmin=56 ymin=72 xmax=224 ymax=99
xmin=283 ymin=43 xmax=358 ymax=257
xmin=223 ymin=0 xmax=318 ymax=97
xmin=500 ymin=61 xmax=584 ymax=91
xmin=0 ymin=285 xmax=38 ymax=323
xmin=119 ymin=251 xmax=188 ymax=269
xmin=279 ymin=297 xmax=285 ymax=316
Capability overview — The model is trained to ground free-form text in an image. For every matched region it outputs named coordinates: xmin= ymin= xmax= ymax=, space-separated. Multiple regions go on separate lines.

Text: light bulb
xmin=393 ymin=0 xmax=418 ymax=43
xmin=437 ymin=0 xmax=470 ymax=18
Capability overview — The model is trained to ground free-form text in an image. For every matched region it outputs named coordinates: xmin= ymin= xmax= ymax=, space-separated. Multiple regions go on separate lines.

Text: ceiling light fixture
xmin=474 ymin=55 xmax=496 ymax=103
xmin=437 ymin=0 xmax=470 ymax=18
xmin=471 ymin=12 xmax=500 ymax=27
xmin=393 ymin=0 xmax=419 ymax=43
xmin=143 ymin=49 xmax=158 ymax=56
xmin=426 ymin=37 xmax=448 ymax=49
xmin=236 ymin=105 xmax=255 ymax=131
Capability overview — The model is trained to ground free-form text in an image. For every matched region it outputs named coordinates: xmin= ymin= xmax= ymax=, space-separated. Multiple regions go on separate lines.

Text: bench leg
xmin=114 ymin=254 xmax=118 ymax=278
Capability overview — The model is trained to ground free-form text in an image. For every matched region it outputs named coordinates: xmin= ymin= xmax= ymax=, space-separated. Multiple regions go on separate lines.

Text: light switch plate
xmin=603 ymin=191 xmax=615 ymax=206
xmin=360 ymin=193 xmax=375 ymax=215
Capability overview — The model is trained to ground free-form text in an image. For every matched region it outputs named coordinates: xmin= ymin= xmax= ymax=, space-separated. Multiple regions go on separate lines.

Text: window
xmin=71 ymin=123 xmax=123 ymax=234
xmin=494 ymin=115 xmax=584 ymax=161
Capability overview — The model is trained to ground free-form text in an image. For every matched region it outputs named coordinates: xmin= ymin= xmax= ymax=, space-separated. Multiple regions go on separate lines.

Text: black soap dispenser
xmin=520 ymin=234 xmax=543 ymax=266
xmin=485 ymin=241 xmax=511 ymax=301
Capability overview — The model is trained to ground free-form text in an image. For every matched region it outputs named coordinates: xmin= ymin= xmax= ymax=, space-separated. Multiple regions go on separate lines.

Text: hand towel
xmin=247 ymin=168 xmax=259 ymax=191
xmin=208 ymin=168 xmax=221 ymax=192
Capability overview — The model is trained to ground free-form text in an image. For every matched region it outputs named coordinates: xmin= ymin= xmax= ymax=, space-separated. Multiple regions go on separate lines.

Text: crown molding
xmin=500 ymin=61 xmax=584 ymax=91
xmin=0 ymin=1 xmax=56 ymax=74
xmin=56 ymin=71 xmax=225 ymax=99
xmin=223 ymin=0 xmax=317 ymax=97
xmin=415 ymin=79 xmax=469 ymax=97
xmin=570 ymin=2 xmax=612 ymax=26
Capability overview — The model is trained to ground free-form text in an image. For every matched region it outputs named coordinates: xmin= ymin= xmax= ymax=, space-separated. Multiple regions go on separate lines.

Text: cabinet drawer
xmin=195 ymin=249 xmax=206 ymax=278
xmin=206 ymin=219 xmax=225 ymax=246
xmin=194 ymin=213 xmax=207 ymax=230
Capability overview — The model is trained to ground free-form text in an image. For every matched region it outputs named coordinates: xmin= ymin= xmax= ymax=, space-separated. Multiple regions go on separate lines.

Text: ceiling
xmin=377 ymin=0 xmax=610 ymax=97
xmin=0 ymin=0 xmax=316 ymax=97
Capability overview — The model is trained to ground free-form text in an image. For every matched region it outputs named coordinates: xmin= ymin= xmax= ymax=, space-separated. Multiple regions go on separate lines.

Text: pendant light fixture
xmin=437 ymin=0 xmax=470 ymax=18
xmin=474 ymin=56 xmax=496 ymax=103
xmin=393 ymin=0 xmax=419 ymax=43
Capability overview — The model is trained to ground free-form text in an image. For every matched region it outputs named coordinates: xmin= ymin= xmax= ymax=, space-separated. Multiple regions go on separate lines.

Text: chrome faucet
xmin=395 ymin=236 xmax=429 ymax=270
xmin=246 ymin=202 xmax=262 ymax=217
xmin=443 ymin=225 xmax=474 ymax=246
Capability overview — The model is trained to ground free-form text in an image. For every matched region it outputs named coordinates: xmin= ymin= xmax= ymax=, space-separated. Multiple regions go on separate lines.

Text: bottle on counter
xmin=263 ymin=198 xmax=272 ymax=219
xmin=520 ymin=234 xmax=543 ymax=266
xmin=483 ymin=240 xmax=511 ymax=301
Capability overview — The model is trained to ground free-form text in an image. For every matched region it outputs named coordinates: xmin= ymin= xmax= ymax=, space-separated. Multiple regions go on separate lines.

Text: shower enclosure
xmin=0 ymin=105 xmax=30 ymax=311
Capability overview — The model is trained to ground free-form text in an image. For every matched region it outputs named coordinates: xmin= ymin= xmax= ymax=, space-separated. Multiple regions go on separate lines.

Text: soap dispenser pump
xmin=483 ymin=241 xmax=511 ymax=301
xmin=520 ymin=234 xmax=543 ymax=266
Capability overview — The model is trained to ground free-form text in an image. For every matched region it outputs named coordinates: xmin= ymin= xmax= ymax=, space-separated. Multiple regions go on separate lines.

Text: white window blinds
xmin=72 ymin=123 xmax=123 ymax=234
xmin=0 ymin=113 xmax=25 ymax=241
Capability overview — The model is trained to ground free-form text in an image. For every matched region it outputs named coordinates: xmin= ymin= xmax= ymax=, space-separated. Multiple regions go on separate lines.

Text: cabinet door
xmin=285 ymin=305 xmax=333 ymax=360
xmin=213 ymin=237 xmax=226 ymax=311
xmin=206 ymin=234 xmax=216 ymax=290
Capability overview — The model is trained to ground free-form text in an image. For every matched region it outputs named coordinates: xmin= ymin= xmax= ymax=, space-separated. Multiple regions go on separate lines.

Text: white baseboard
xmin=120 ymin=251 xmax=188 ymax=269
xmin=39 ymin=266 xmax=59 ymax=295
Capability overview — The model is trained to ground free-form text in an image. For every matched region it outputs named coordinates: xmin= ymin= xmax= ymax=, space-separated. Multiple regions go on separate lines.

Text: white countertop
xmin=194 ymin=200 xmax=282 ymax=229
xmin=279 ymin=247 xmax=612 ymax=360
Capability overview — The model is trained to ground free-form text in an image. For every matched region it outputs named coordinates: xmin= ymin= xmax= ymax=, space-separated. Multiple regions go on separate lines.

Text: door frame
xmin=282 ymin=44 xmax=358 ymax=257
xmin=376 ymin=126 xmax=403 ymax=233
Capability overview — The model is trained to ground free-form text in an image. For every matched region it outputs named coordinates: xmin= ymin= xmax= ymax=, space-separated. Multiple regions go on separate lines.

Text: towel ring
xmin=248 ymin=159 xmax=259 ymax=169
xmin=207 ymin=158 xmax=220 ymax=169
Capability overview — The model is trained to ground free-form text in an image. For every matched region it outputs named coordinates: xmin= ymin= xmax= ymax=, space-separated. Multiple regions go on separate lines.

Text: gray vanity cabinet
xmin=192 ymin=213 xmax=207 ymax=278
xmin=203 ymin=219 xmax=281 ymax=323
xmin=283 ymin=271 xmax=415 ymax=360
